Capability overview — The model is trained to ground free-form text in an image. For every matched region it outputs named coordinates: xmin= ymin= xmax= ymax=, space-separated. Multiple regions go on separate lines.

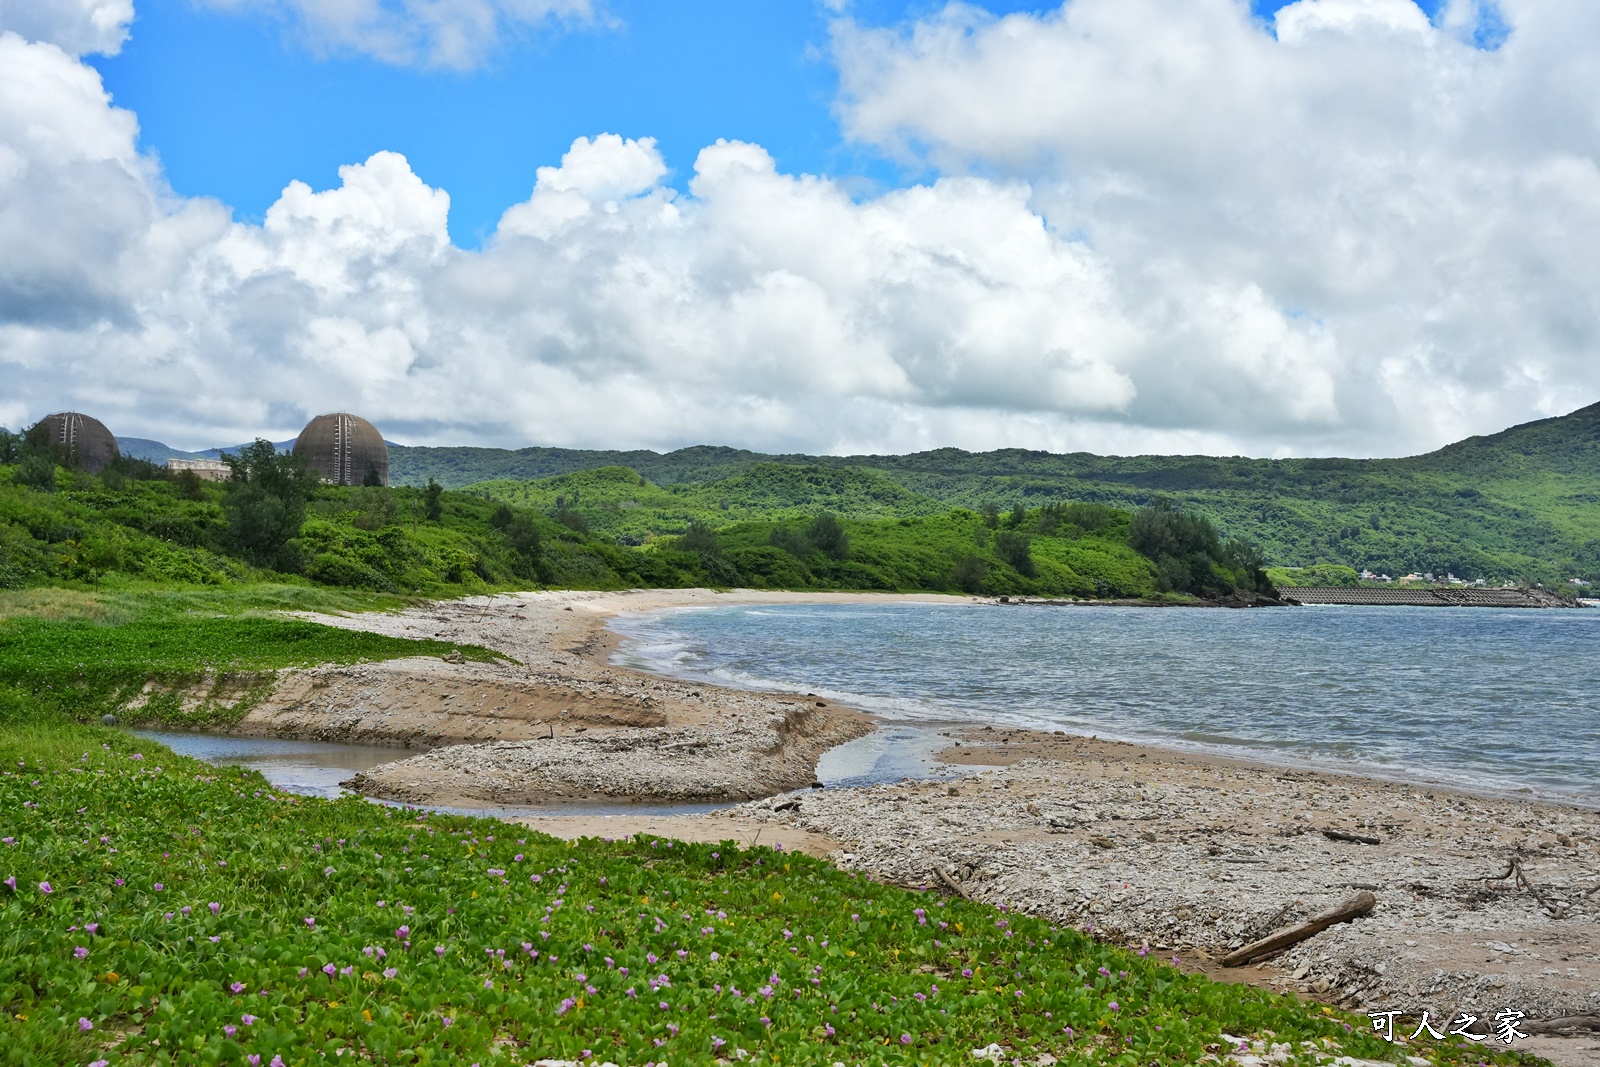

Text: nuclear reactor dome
xmin=293 ymin=413 xmax=389 ymax=487
xmin=33 ymin=412 xmax=119 ymax=473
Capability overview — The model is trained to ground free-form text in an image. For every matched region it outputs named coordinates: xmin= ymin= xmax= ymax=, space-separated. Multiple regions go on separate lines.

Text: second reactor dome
xmin=33 ymin=412 xmax=120 ymax=473
xmin=293 ymin=413 xmax=389 ymax=487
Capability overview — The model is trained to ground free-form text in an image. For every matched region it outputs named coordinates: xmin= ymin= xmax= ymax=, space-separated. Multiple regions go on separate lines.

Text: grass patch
xmin=0 ymin=722 xmax=1534 ymax=1067
xmin=0 ymin=589 xmax=504 ymax=730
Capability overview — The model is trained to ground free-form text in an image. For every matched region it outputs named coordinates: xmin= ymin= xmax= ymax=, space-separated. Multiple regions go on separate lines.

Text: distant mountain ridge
xmin=116 ymin=439 xmax=397 ymax=462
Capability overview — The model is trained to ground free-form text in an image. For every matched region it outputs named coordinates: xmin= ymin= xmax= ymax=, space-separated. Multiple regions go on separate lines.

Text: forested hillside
xmin=104 ymin=401 xmax=1600 ymax=584
xmin=430 ymin=402 xmax=1600 ymax=584
xmin=2 ymin=430 xmax=1280 ymax=600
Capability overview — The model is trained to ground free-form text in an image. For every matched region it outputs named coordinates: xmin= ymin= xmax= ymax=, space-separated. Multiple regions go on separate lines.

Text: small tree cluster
xmin=1128 ymin=500 xmax=1273 ymax=597
xmin=767 ymin=513 xmax=851 ymax=561
xmin=222 ymin=439 xmax=317 ymax=571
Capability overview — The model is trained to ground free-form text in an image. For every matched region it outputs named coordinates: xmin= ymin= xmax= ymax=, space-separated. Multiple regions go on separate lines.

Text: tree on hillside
xmin=952 ymin=554 xmax=989 ymax=593
xmin=768 ymin=526 xmax=809 ymax=556
xmin=15 ymin=454 xmax=56 ymax=492
xmin=1220 ymin=538 xmax=1275 ymax=594
xmin=805 ymin=513 xmax=850 ymax=560
xmin=424 ymin=478 xmax=444 ymax=522
xmin=505 ymin=516 xmax=545 ymax=581
xmin=995 ymin=530 xmax=1036 ymax=577
xmin=678 ymin=519 xmax=721 ymax=557
xmin=980 ymin=502 xmax=1001 ymax=529
xmin=1060 ymin=503 xmax=1120 ymax=535
xmin=554 ymin=506 xmax=588 ymax=534
xmin=222 ymin=439 xmax=317 ymax=569
xmin=1007 ymin=503 xmax=1027 ymax=528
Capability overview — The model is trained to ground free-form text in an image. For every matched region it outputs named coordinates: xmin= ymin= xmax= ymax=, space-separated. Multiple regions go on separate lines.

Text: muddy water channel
xmin=132 ymin=731 xmax=403 ymax=799
xmin=131 ymin=731 xmax=726 ymax=817
xmin=135 ymin=722 xmax=979 ymax=817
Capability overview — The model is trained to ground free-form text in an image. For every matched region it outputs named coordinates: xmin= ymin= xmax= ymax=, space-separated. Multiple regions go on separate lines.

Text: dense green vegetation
xmin=2 ymin=431 xmax=1278 ymax=600
xmin=472 ymin=464 xmax=932 ymax=544
xmin=365 ymin=402 xmax=1600 ymax=585
xmin=0 ymin=719 xmax=1522 ymax=1067
xmin=0 ymin=441 xmax=709 ymax=598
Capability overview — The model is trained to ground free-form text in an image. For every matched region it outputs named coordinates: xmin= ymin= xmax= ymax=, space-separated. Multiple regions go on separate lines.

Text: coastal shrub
xmin=767 ymin=525 xmax=809 ymax=557
xmin=726 ymin=546 xmax=813 ymax=589
xmin=1060 ymin=503 xmax=1122 ymax=536
xmin=307 ymin=552 xmax=393 ymax=591
xmin=1128 ymin=501 xmax=1271 ymax=597
xmin=504 ymin=517 xmax=545 ymax=580
xmin=0 ymin=452 xmax=1261 ymax=599
xmin=0 ymin=721 xmax=1509 ymax=1067
xmin=347 ymin=488 xmax=396 ymax=531
xmin=1268 ymin=564 xmax=1362 ymax=588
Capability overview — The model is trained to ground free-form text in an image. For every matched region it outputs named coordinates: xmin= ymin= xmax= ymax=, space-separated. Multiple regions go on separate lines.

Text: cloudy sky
xmin=1 ymin=0 xmax=1595 ymax=457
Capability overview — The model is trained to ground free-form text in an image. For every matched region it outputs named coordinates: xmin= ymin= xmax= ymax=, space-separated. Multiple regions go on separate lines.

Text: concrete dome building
xmin=293 ymin=413 xmax=389 ymax=487
xmin=34 ymin=412 xmax=119 ymax=473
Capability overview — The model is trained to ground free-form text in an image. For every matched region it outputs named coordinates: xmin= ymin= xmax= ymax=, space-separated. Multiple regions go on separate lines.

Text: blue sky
xmin=8 ymin=0 xmax=1579 ymax=459
xmin=90 ymin=0 xmax=1445 ymax=247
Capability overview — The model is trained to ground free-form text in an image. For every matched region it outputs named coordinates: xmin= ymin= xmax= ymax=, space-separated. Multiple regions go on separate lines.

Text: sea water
xmin=610 ymin=602 xmax=1600 ymax=806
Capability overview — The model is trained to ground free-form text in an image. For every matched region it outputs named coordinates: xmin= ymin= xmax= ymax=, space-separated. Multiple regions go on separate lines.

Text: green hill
xmin=469 ymin=463 xmax=939 ymax=543
xmin=432 ymin=403 xmax=1600 ymax=585
xmin=20 ymin=402 xmax=1599 ymax=586
xmin=5 ymin=436 xmax=1261 ymax=600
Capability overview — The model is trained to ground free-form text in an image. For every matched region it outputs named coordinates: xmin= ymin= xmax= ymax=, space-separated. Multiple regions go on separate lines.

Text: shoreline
xmin=236 ymin=588 xmax=1599 ymax=1056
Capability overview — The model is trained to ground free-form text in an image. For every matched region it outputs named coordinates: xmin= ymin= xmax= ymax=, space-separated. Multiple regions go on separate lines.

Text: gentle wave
xmin=610 ymin=602 xmax=1600 ymax=807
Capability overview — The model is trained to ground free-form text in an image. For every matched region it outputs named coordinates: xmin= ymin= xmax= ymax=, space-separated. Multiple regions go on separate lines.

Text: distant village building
xmin=293 ymin=413 xmax=389 ymax=487
xmin=166 ymin=458 xmax=231 ymax=482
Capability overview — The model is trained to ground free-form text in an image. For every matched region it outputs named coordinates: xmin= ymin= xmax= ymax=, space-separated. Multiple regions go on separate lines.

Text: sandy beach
xmin=256 ymin=588 xmax=1600 ymax=1065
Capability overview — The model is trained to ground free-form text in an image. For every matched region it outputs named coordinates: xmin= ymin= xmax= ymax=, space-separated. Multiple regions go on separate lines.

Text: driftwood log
xmin=1221 ymin=891 xmax=1377 ymax=967
xmin=932 ymin=866 xmax=970 ymax=900
xmin=1322 ymin=829 xmax=1381 ymax=845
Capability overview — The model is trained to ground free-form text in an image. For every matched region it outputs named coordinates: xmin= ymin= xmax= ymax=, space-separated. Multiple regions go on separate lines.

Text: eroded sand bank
xmin=256 ymin=590 xmax=914 ymax=803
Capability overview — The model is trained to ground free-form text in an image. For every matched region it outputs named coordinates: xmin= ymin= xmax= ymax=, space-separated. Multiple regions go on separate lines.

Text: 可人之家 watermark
xmin=1368 ymin=1009 xmax=1527 ymax=1044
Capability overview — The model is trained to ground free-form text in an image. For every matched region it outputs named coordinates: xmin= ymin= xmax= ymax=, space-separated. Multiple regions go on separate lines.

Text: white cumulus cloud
xmin=195 ymin=0 xmax=599 ymax=69
xmin=833 ymin=0 xmax=1600 ymax=451
xmin=3 ymin=0 xmax=1600 ymax=461
xmin=0 ymin=0 xmax=133 ymax=56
